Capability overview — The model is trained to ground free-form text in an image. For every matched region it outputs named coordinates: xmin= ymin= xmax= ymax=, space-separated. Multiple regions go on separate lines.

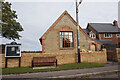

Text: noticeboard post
xmin=5 ymin=42 xmax=21 ymax=68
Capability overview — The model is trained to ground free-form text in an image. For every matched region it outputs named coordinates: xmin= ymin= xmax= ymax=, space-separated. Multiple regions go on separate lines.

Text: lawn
xmin=2 ymin=63 xmax=105 ymax=74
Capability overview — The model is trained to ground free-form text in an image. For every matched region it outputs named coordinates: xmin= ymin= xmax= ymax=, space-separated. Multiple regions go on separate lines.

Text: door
xmin=90 ymin=44 xmax=96 ymax=51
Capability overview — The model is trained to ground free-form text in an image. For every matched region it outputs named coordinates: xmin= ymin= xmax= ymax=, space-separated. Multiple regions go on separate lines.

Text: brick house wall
xmin=99 ymin=33 xmax=120 ymax=44
xmin=41 ymin=11 xmax=102 ymax=53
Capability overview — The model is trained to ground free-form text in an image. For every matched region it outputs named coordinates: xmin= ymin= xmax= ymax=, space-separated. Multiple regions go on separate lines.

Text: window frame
xmin=104 ymin=33 xmax=112 ymax=38
xmin=90 ymin=33 xmax=96 ymax=39
xmin=116 ymin=34 xmax=120 ymax=38
xmin=59 ymin=31 xmax=74 ymax=49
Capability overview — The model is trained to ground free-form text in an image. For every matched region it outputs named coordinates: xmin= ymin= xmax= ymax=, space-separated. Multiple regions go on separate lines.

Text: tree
xmin=0 ymin=1 xmax=23 ymax=40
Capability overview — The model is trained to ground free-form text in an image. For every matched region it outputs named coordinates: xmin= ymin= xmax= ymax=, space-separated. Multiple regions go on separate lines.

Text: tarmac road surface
xmin=2 ymin=65 xmax=119 ymax=79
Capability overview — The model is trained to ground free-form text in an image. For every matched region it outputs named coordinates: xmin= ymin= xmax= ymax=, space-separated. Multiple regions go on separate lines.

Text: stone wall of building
xmin=79 ymin=27 xmax=101 ymax=51
xmin=1 ymin=49 xmax=107 ymax=68
xmin=42 ymin=11 xmax=102 ymax=54
xmin=42 ymin=14 xmax=77 ymax=53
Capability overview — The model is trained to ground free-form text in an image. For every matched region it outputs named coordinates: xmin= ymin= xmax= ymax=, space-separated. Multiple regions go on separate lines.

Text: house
xmin=84 ymin=20 xmax=120 ymax=50
xmin=84 ymin=21 xmax=120 ymax=61
xmin=39 ymin=11 xmax=102 ymax=53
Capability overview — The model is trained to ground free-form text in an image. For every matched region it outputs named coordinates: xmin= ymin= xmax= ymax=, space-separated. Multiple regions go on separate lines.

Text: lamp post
xmin=76 ymin=0 xmax=82 ymax=63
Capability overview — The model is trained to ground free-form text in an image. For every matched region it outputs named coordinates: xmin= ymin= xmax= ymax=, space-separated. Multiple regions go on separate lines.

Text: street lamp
xmin=76 ymin=0 xmax=82 ymax=63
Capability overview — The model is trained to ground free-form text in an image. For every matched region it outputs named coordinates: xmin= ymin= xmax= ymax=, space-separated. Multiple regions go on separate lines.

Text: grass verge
xmin=2 ymin=63 xmax=104 ymax=74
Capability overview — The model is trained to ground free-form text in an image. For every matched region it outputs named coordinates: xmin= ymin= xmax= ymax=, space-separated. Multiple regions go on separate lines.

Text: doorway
xmin=90 ymin=43 xmax=96 ymax=51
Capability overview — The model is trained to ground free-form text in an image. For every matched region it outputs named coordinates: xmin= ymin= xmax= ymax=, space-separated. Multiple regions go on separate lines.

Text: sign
xmin=77 ymin=26 xmax=79 ymax=30
xmin=5 ymin=45 xmax=21 ymax=57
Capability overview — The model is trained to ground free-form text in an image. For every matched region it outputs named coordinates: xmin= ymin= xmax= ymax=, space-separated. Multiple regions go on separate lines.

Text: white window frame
xmin=89 ymin=31 xmax=96 ymax=39
xmin=116 ymin=34 xmax=120 ymax=38
xmin=90 ymin=33 xmax=96 ymax=39
xmin=104 ymin=33 xmax=112 ymax=38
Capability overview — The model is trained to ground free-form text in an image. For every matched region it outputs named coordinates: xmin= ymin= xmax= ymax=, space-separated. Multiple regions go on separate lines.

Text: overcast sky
xmin=2 ymin=0 xmax=120 ymax=51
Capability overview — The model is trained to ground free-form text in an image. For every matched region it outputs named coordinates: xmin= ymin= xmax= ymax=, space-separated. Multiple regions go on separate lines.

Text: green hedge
xmin=21 ymin=51 xmax=42 ymax=53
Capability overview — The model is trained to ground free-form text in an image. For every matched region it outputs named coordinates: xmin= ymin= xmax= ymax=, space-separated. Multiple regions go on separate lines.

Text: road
xmin=2 ymin=65 xmax=119 ymax=79
xmin=92 ymin=73 xmax=119 ymax=78
xmin=76 ymin=71 xmax=120 ymax=78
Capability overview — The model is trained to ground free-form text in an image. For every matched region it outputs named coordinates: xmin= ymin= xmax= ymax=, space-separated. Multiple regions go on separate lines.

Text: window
xmin=60 ymin=32 xmax=73 ymax=48
xmin=116 ymin=34 xmax=120 ymax=38
xmin=104 ymin=33 xmax=112 ymax=38
xmin=90 ymin=34 xmax=96 ymax=39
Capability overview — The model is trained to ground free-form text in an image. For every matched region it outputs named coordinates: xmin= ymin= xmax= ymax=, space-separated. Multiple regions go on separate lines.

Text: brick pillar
xmin=116 ymin=48 xmax=120 ymax=62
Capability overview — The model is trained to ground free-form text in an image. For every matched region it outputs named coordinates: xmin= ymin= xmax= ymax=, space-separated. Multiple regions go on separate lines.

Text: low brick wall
xmin=116 ymin=48 xmax=120 ymax=62
xmin=1 ymin=49 xmax=107 ymax=68
xmin=107 ymin=50 xmax=115 ymax=61
xmin=81 ymin=49 xmax=107 ymax=63
xmin=107 ymin=48 xmax=120 ymax=62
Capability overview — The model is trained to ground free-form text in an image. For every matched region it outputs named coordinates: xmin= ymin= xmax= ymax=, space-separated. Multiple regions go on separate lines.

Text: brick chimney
xmin=113 ymin=20 xmax=118 ymax=27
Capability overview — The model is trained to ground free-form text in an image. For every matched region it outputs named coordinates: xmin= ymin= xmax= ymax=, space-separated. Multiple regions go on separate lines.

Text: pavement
xmin=2 ymin=62 xmax=120 ymax=79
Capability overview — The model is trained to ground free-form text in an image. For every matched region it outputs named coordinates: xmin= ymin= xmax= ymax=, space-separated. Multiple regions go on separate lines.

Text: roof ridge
xmin=89 ymin=23 xmax=112 ymax=24
xmin=88 ymin=22 xmax=120 ymax=33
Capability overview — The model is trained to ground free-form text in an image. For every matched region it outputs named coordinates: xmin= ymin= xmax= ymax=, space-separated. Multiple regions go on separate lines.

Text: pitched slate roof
xmin=88 ymin=23 xmax=120 ymax=33
xmin=83 ymin=29 xmax=90 ymax=34
xmin=98 ymin=40 xmax=115 ymax=44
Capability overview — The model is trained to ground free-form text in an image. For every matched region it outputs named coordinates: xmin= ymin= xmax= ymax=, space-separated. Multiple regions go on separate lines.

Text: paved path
xmin=2 ymin=65 xmax=119 ymax=78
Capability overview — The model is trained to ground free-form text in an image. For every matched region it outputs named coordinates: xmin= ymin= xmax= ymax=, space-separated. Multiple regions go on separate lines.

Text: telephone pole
xmin=76 ymin=0 xmax=82 ymax=63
